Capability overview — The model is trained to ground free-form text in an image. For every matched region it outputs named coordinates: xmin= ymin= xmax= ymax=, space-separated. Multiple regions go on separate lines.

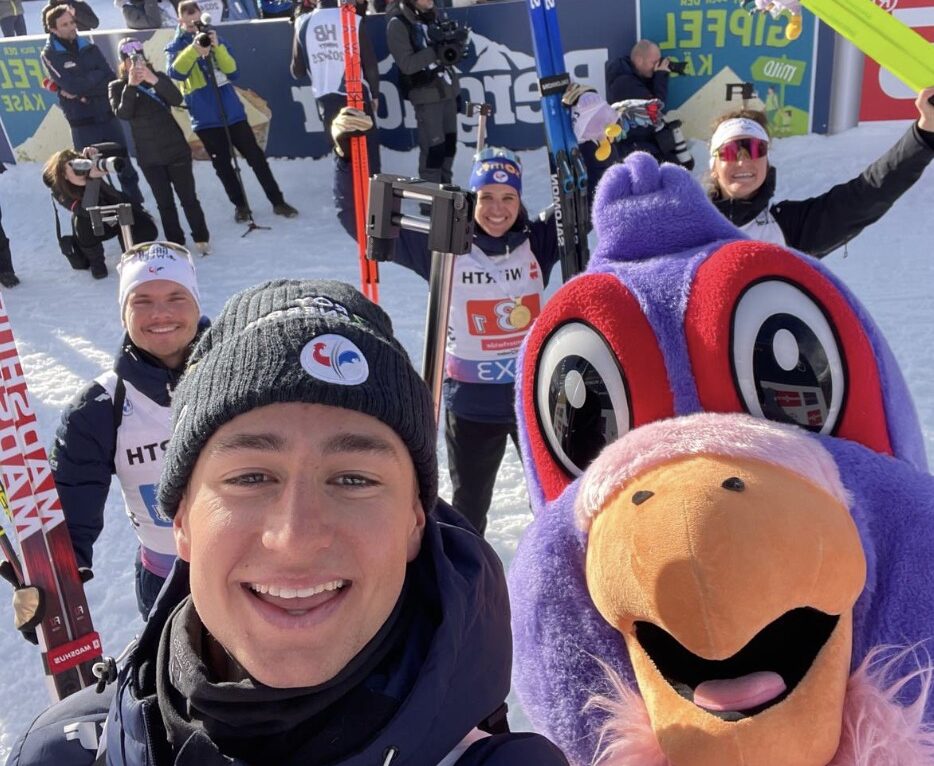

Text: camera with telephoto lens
xmin=668 ymin=59 xmax=688 ymax=75
xmin=426 ymin=17 xmax=470 ymax=66
xmin=194 ymin=15 xmax=213 ymax=48
xmin=68 ymin=156 xmax=125 ymax=176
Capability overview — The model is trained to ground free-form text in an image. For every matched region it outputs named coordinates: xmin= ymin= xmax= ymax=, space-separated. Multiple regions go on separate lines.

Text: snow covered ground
xmin=0 ymin=117 xmax=931 ymax=757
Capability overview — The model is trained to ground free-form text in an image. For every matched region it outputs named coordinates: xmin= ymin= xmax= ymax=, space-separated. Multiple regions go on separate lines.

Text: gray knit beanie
xmin=159 ymin=279 xmax=437 ymax=517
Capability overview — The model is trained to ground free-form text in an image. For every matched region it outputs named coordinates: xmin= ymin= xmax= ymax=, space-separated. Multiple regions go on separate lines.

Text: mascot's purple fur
xmin=509 ymin=152 xmax=934 ymax=766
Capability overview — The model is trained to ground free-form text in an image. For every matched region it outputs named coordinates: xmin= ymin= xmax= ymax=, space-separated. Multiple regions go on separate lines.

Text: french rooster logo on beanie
xmin=158 ymin=279 xmax=438 ymax=519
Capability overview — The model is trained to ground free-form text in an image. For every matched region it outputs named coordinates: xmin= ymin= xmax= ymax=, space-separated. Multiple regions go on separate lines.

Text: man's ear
xmin=406 ymin=496 xmax=427 ymax=563
xmin=173 ymin=493 xmax=192 ymax=562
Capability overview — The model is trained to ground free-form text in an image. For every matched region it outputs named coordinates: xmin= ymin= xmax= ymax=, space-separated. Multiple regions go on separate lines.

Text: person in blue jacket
xmin=41 ymin=4 xmax=144 ymax=206
xmin=335 ymin=121 xmax=561 ymax=534
xmin=166 ymin=0 xmax=298 ymax=223
xmin=5 ymin=279 xmax=569 ymax=766
xmin=50 ymin=242 xmax=206 ymax=620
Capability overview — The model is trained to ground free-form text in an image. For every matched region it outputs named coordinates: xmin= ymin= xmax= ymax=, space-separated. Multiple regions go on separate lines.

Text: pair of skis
xmin=526 ymin=0 xmax=590 ymax=282
xmin=0 ymin=293 xmax=102 ymax=701
xmin=745 ymin=0 xmax=934 ymax=95
xmin=341 ymin=0 xmax=379 ymax=304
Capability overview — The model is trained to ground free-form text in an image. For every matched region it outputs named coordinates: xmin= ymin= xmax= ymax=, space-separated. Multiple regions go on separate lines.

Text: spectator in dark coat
xmin=39 ymin=0 xmax=98 ymax=31
xmin=0 ymin=0 xmax=26 ymax=37
xmin=119 ymin=0 xmax=178 ymax=29
xmin=41 ymin=147 xmax=157 ymax=279
xmin=707 ymin=87 xmax=934 ymax=258
xmin=41 ymin=5 xmax=144 ymax=207
xmin=110 ymin=37 xmax=210 ymax=252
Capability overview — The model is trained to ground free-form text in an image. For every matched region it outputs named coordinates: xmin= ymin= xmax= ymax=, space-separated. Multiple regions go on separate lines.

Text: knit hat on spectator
xmin=158 ymin=279 xmax=438 ymax=518
xmin=117 ymin=242 xmax=201 ymax=320
xmin=469 ymin=148 xmax=523 ymax=195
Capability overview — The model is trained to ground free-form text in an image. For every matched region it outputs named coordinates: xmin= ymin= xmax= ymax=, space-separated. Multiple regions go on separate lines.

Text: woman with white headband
xmin=707 ymin=86 xmax=934 ymax=257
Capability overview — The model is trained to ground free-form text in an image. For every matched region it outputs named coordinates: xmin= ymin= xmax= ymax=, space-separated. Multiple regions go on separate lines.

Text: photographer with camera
xmin=291 ymin=0 xmax=381 ymax=175
xmin=387 ymin=0 xmax=466 ymax=195
xmin=110 ymin=37 xmax=211 ymax=254
xmin=166 ymin=0 xmax=298 ymax=223
xmin=605 ymin=39 xmax=694 ymax=171
xmin=42 ymin=146 xmax=157 ymax=279
xmin=41 ymin=5 xmax=145 ymax=207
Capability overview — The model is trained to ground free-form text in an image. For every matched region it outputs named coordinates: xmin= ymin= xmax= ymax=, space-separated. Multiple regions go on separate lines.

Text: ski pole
xmin=466 ymin=102 xmax=493 ymax=157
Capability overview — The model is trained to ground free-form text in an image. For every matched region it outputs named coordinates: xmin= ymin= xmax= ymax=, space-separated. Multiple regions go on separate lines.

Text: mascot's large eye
xmin=732 ymin=280 xmax=845 ymax=434
xmin=536 ymin=322 xmax=630 ymax=477
xmin=684 ymin=241 xmax=892 ymax=454
xmin=520 ymin=274 xmax=674 ymax=502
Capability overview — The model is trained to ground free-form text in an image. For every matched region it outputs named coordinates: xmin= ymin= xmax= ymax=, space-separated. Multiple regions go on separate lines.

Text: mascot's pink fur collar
xmin=589 ymin=651 xmax=934 ymax=766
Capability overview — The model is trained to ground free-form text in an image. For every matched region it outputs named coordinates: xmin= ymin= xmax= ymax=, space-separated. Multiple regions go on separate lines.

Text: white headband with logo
xmin=709 ymin=117 xmax=771 ymax=168
xmin=117 ymin=242 xmax=201 ymax=318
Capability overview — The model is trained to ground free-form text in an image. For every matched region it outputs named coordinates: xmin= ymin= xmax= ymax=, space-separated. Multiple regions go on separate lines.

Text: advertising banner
xmin=0 ymin=0 xmax=637 ymax=163
xmin=859 ymin=0 xmax=934 ymax=121
xmin=0 ymin=38 xmax=61 ymax=164
xmin=638 ymin=0 xmax=820 ymax=142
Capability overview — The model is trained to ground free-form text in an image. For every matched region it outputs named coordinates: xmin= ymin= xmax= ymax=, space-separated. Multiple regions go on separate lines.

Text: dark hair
xmin=42 ymin=148 xmax=84 ymax=204
xmin=710 ymin=108 xmax=771 ymax=139
xmin=43 ymin=4 xmax=72 ymax=33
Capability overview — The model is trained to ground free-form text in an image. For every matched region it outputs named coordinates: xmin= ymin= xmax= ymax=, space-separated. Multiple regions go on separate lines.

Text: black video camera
xmin=194 ymin=13 xmax=213 ymax=48
xmin=668 ymin=59 xmax=688 ymax=75
xmin=427 ymin=17 xmax=470 ymax=66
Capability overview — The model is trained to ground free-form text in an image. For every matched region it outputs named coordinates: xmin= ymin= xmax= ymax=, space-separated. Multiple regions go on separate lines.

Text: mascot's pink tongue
xmin=694 ymin=672 xmax=787 ymax=712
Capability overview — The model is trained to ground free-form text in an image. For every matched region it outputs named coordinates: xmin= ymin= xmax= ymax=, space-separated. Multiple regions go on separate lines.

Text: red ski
xmin=341 ymin=0 xmax=379 ymax=304
xmin=0 ymin=293 xmax=102 ymax=700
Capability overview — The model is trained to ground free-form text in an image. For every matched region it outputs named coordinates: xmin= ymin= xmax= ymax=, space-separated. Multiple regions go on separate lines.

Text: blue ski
xmin=526 ymin=0 xmax=589 ymax=280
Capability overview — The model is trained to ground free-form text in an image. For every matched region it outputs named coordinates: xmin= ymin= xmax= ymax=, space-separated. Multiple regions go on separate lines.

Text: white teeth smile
xmin=249 ymin=580 xmax=347 ymax=599
xmin=148 ymin=326 xmax=178 ymax=334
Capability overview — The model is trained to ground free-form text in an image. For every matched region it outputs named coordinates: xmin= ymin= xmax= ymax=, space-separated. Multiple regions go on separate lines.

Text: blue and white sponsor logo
xmin=300 ymin=334 xmax=369 ymax=386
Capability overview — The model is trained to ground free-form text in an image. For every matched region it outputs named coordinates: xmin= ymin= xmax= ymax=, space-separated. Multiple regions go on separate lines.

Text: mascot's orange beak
xmin=586 ymin=455 xmax=866 ymax=766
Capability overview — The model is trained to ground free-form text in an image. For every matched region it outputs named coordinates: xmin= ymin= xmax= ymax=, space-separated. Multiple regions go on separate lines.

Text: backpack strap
xmin=110 ymin=375 xmax=126 ymax=468
xmin=51 ymin=193 xmax=64 ymax=240
xmin=111 ymin=375 xmax=127 ymax=432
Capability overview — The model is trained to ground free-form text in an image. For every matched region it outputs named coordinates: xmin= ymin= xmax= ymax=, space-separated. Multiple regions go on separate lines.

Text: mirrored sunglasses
xmin=715 ymin=137 xmax=769 ymax=163
xmin=119 ymin=40 xmax=145 ymax=57
xmin=118 ymin=241 xmax=194 ymax=271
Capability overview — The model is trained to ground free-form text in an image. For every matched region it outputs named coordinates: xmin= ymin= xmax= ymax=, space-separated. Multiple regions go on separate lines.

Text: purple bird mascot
xmin=509 ymin=152 xmax=934 ymax=766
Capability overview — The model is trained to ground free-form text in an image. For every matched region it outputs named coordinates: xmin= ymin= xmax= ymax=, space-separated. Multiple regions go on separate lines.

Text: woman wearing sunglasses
xmin=110 ymin=37 xmax=211 ymax=255
xmin=708 ymin=86 xmax=934 ymax=257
